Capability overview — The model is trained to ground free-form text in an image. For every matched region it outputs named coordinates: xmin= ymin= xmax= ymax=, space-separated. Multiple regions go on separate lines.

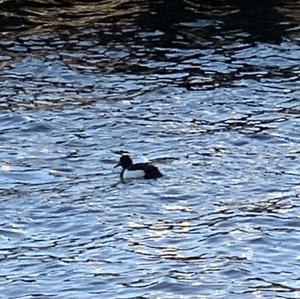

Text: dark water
xmin=0 ymin=0 xmax=300 ymax=298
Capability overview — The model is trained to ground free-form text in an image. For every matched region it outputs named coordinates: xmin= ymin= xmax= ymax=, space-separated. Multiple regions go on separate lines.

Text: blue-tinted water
xmin=0 ymin=0 xmax=300 ymax=298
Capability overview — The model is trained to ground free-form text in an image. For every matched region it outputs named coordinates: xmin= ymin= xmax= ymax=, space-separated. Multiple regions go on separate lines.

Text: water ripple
xmin=0 ymin=1 xmax=300 ymax=298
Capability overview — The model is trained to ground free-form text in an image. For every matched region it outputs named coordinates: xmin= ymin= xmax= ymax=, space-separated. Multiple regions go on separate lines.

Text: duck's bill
xmin=114 ymin=162 xmax=121 ymax=168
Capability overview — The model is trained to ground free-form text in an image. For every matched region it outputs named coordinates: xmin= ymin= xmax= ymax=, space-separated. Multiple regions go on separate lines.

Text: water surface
xmin=0 ymin=1 xmax=300 ymax=298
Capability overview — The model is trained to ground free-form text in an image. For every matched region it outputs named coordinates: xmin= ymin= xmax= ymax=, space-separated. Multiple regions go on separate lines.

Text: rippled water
xmin=1 ymin=0 xmax=300 ymax=298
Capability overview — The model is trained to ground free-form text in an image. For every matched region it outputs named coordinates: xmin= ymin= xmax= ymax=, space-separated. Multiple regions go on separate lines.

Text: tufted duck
xmin=115 ymin=154 xmax=163 ymax=182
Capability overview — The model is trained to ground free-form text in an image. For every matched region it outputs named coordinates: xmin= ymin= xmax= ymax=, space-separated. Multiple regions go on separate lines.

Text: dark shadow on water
xmin=0 ymin=0 xmax=298 ymax=44
xmin=139 ymin=0 xmax=294 ymax=45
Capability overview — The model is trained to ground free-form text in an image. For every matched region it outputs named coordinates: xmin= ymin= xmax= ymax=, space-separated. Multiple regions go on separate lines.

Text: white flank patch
xmin=123 ymin=169 xmax=145 ymax=180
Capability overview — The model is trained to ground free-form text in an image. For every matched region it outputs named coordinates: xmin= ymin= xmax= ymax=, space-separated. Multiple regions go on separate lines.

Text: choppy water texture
xmin=0 ymin=0 xmax=300 ymax=298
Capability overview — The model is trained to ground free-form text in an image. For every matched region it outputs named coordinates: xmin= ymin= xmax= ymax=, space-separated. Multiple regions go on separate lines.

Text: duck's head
xmin=115 ymin=154 xmax=133 ymax=169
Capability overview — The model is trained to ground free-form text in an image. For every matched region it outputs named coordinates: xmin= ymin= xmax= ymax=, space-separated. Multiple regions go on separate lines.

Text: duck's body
xmin=115 ymin=155 xmax=163 ymax=182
